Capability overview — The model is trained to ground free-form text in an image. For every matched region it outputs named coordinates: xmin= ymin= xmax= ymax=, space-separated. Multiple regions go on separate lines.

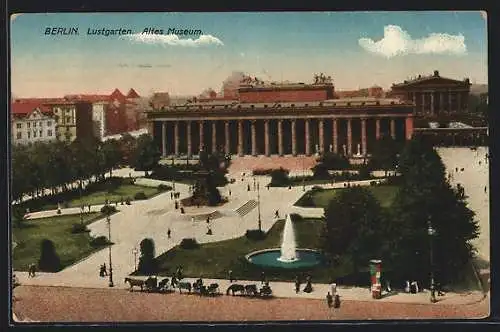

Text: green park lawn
xmin=296 ymin=185 xmax=399 ymax=209
xmin=152 ymin=217 xmax=355 ymax=283
xmin=12 ymin=212 xmax=109 ymax=271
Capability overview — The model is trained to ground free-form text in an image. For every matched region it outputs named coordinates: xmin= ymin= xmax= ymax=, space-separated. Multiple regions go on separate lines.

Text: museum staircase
xmin=235 ymin=199 xmax=258 ymax=217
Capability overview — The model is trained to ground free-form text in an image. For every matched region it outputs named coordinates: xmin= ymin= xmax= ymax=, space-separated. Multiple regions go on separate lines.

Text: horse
xmin=244 ymin=284 xmax=259 ymax=297
xmin=207 ymin=283 xmax=219 ymax=295
xmin=144 ymin=276 xmax=158 ymax=292
xmin=260 ymin=285 xmax=273 ymax=297
xmin=124 ymin=277 xmax=145 ymax=292
xmin=178 ymin=281 xmax=192 ymax=294
xmin=226 ymin=284 xmax=245 ymax=296
xmin=158 ymin=278 xmax=170 ymax=291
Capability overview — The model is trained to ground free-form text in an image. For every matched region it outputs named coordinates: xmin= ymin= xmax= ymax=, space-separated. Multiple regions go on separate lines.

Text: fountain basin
xmin=245 ymin=248 xmax=324 ymax=269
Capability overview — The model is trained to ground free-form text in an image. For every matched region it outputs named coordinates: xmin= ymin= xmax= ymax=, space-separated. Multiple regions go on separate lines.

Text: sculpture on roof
xmin=314 ymin=73 xmax=333 ymax=84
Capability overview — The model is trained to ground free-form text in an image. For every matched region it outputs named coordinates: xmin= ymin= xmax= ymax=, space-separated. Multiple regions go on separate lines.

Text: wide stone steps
xmin=235 ymin=200 xmax=258 ymax=217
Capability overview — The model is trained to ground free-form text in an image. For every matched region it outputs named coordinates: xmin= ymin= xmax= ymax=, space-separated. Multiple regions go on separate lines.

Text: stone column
xmin=448 ymin=91 xmax=453 ymax=113
xmin=332 ymin=118 xmax=338 ymax=154
xmin=411 ymin=91 xmax=416 ymax=104
xmin=211 ymin=121 xmax=217 ymax=153
xmin=224 ymin=121 xmax=230 ymax=154
xmin=375 ymin=118 xmax=381 ymax=140
xmin=318 ymin=119 xmax=324 ymax=154
xmin=361 ymin=118 xmax=367 ymax=155
xmin=174 ymin=121 xmax=179 ymax=156
xmin=199 ymin=120 xmax=204 ymax=152
xmin=264 ymin=119 xmax=270 ymax=156
xmin=439 ymin=91 xmax=444 ymax=114
xmin=457 ymin=92 xmax=462 ymax=112
xmin=251 ymin=120 xmax=257 ymax=156
xmin=347 ymin=119 xmax=352 ymax=156
xmin=291 ymin=119 xmax=297 ymax=156
xmin=161 ymin=121 xmax=167 ymax=157
xmin=430 ymin=92 xmax=435 ymax=115
xmin=187 ymin=121 xmax=192 ymax=158
xmin=421 ymin=92 xmax=425 ymax=114
xmin=405 ymin=116 xmax=414 ymax=140
xmin=278 ymin=119 xmax=284 ymax=156
xmin=305 ymin=119 xmax=311 ymax=156
xmin=390 ymin=118 xmax=396 ymax=139
xmin=238 ymin=120 xmax=244 ymax=156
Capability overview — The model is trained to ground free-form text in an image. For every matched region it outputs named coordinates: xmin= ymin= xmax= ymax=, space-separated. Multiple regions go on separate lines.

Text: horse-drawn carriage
xmin=226 ymin=283 xmax=273 ymax=298
xmin=124 ymin=276 xmax=172 ymax=293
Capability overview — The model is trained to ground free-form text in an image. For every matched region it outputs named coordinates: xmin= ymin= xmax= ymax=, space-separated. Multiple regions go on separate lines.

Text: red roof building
xmin=126 ymin=88 xmax=140 ymax=99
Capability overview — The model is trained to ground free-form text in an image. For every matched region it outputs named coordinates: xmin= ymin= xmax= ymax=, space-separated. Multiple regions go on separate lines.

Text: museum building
xmin=146 ymin=76 xmax=415 ymax=158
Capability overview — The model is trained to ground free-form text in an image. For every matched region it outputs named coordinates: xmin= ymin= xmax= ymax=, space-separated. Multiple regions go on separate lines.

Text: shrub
xmin=270 ymin=168 xmax=291 ymax=187
xmin=157 ymin=184 xmax=172 ymax=192
xmin=312 ymin=163 xmax=331 ymax=179
xmin=71 ymin=223 xmax=89 ymax=234
xmin=134 ymin=191 xmax=147 ymax=200
xmin=90 ymin=235 xmax=109 ymax=247
xmin=180 ymin=238 xmax=200 ymax=249
xmin=38 ymin=239 xmax=61 ymax=272
xmin=138 ymin=238 xmax=158 ymax=275
xmin=100 ymin=205 xmax=117 ymax=215
xmin=245 ymin=229 xmax=266 ymax=241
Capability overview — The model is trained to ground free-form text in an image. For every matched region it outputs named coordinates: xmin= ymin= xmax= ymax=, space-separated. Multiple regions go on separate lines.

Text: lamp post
xmin=132 ymin=247 xmax=138 ymax=272
xmin=427 ymin=218 xmax=436 ymax=303
xmin=257 ymin=181 xmax=262 ymax=232
xmin=106 ymin=202 xmax=114 ymax=287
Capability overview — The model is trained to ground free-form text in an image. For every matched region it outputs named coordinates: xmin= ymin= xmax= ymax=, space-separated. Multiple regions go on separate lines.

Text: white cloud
xmin=123 ymin=33 xmax=224 ymax=47
xmin=358 ymin=25 xmax=467 ymax=58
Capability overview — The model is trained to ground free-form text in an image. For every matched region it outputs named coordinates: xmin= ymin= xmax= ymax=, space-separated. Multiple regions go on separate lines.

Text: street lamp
xmin=106 ymin=202 xmax=114 ymax=287
xmin=132 ymin=247 xmax=138 ymax=272
xmin=427 ymin=218 xmax=436 ymax=303
xmin=257 ymin=181 xmax=262 ymax=232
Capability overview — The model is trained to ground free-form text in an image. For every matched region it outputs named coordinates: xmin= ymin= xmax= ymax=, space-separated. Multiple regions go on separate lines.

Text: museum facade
xmin=146 ymin=80 xmax=415 ymax=157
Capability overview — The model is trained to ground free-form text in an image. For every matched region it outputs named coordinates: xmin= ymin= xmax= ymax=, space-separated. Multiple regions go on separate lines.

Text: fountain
xmin=245 ymin=214 xmax=324 ymax=269
xmin=277 ymin=214 xmax=298 ymax=262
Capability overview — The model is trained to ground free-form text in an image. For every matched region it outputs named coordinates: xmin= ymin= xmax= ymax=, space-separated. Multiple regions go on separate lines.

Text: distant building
xmin=44 ymin=100 xmax=94 ymax=143
xmin=11 ymin=102 xmax=56 ymax=145
xmin=390 ymin=70 xmax=471 ymax=116
xmin=65 ymin=94 xmax=110 ymax=140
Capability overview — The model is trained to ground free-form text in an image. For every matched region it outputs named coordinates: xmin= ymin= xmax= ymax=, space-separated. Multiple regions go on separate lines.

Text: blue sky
xmin=10 ymin=11 xmax=487 ymax=97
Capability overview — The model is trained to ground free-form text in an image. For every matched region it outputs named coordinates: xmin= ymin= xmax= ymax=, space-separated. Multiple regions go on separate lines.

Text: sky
xmin=10 ymin=11 xmax=488 ymax=98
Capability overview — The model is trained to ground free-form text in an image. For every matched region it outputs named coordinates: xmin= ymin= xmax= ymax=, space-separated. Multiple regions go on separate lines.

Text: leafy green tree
xmin=270 ymin=168 xmax=291 ymax=186
xmin=101 ymin=139 xmax=123 ymax=177
xmin=11 ymin=144 xmax=32 ymax=202
xmin=369 ymin=135 xmax=402 ymax=176
xmin=322 ymin=186 xmax=386 ymax=271
xmin=311 ymin=163 xmax=331 ymax=179
xmin=118 ymin=133 xmax=137 ymax=165
xmin=389 ymin=137 xmax=479 ymax=283
xmin=38 ymin=239 xmax=61 ymax=272
xmin=130 ymin=134 xmax=161 ymax=176
xmin=138 ymin=238 xmax=158 ymax=275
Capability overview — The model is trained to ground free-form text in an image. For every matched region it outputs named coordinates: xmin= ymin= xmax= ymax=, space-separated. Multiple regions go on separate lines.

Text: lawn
xmin=153 ymin=217 xmax=330 ymax=281
xmin=295 ymin=185 xmax=399 ymax=209
xmin=19 ymin=178 xmax=167 ymax=212
xmin=12 ymin=212 xmax=110 ymax=271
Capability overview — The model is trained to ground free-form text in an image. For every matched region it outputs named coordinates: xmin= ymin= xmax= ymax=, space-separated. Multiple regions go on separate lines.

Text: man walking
xmin=326 ymin=292 xmax=333 ymax=308
xmin=228 ymin=270 xmax=234 ymax=283
xmin=295 ymin=275 xmax=301 ymax=293
xmin=167 ymin=228 xmax=171 ymax=239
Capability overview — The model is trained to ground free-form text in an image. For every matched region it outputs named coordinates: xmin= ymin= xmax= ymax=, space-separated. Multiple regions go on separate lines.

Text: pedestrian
xmin=99 ymin=264 xmax=104 ymax=277
xmin=28 ymin=263 xmax=36 ymax=278
xmin=485 ymin=186 xmax=487 ymax=193
xmin=175 ymin=201 xmax=178 ymax=209
xmin=330 ymin=282 xmax=337 ymax=297
xmin=228 ymin=270 xmax=234 ymax=283
xmin=88 ymin=204 xmax=91 ymax=212
xmin=295 ymin=275 xmax=301 ymax=293
xmin=260 ymin=271 xmax=266 ymax=285
xmin=404 ymin=280 xmax=410 ymax=293
xmin=229 ymin=189 xmax=231 ymax=196
xmin=326 ymin=292 xmax=333 ymax=308
xmin=167 ymin=228 xmax=171 ymax=239
xmin=170 ymin=192 xmax=173 ymax=200
xmin=333 ymin=294 xmax=341 ymax=308
xmin=275 ymin=210 xmax=279 ymax=218
xmin=206 ymin=216 xmax=210 ymax=224
xmin=247 ymin=184 xmax=251 ymax=191
xmin=102 ymin=263 xmax=108 ymax=276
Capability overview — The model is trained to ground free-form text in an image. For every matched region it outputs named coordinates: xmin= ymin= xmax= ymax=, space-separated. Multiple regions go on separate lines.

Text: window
xmin=39 ymin=122 xmax=42 ymax=127
xmin=27 ymin=122 xmax=31 ymax=128
xmin=66 ymin=126 xmax=70 ymax=132
xmin=48 ymin=130 xmax=52 ymax=137
xmin=16 ymin=123 xmax=22 ymax=129
xmin=39 ymin=130 xmax=43 ymax=137
xmin=33 ymin=122 xmax=37 ymax=128
xmin=47 ymin=121 xmax=52 ymax=126
xmin=16 ymin=132 xmax=22 ymax=139
xmin=33 ymin=131 xmax=37 ymax=138
xmin=27 ymin=132 xmax=31 ymax=138
xmin=66 ymin=116 xmax=71 ymax=123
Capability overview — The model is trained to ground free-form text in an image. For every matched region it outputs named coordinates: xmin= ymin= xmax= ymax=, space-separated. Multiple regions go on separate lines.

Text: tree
xmin=119 ymin=133 xmax=137 ymax=165
xmin=137 ymin=238 xmax=158 ymax=275
xmin=317 ymin=152 xmax=350 ymax=170
xmin=322 ymin=187 xmax=386 ymax=271
xmin=270 ymin=168 xmax=290 ymax=186
xmin=311 ymin=163 xmax=331 ymax=179
xmin=101 ymin=139 xmax=123 ymax=177
xmin=389 ymin=137 xmax=479 ymax=283
xmin=130 ymin=134 xmax=161 ymax=176
xmin=368 ymin=135 xmax=402 ymax=176
xmin=38 ymin=239 xmax=61 ymax=272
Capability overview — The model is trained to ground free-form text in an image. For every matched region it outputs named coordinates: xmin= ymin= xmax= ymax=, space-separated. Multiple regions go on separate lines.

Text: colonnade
xmin=158 ymin=116 xmax=413 ymax=158
xmin=408 ymin=90 xmax=468 ymax=115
